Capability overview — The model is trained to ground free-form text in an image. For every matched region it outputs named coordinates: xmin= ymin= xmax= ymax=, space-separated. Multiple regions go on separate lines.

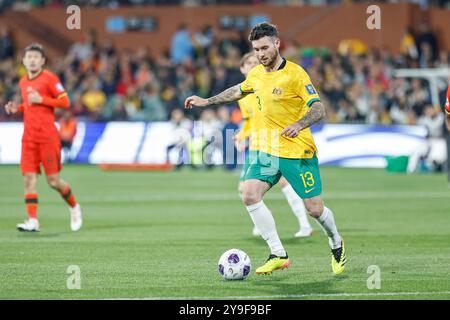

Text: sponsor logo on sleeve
xmin=305 ymin=84 xmax=316 ymax=95
xmin=55 ymin=83 xmax=65 ymax=92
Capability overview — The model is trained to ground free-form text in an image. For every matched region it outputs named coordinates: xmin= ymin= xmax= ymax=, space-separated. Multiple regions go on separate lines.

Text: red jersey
xmin=445 ymin=85 xmax=450 ymax=114
xmin=19 ymin=69 xmax=68 ymax=143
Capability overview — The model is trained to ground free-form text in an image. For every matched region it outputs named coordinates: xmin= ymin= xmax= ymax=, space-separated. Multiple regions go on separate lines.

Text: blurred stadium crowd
xmin=0 ymin=21 xmax=449 ymax=142
xmin=1 ymin=0 xmax=450 ymax=10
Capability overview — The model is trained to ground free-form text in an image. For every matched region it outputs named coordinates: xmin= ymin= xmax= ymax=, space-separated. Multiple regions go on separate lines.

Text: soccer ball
xmin=217 ymin=248 xmax=251 ymax=280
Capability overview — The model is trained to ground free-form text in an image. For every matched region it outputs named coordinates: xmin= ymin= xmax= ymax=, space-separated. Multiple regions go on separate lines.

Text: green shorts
xmin=239 ymin=151 xmax=252 ymax=182
xmin=242 ymin=151 xmax=322 ymax=199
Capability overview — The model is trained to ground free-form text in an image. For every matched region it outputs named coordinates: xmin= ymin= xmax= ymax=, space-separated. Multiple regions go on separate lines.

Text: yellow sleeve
xmin=240 ymin=71 xmax=255 ymax=94
xmin=294 ymin=68 xmax=321 ymax=107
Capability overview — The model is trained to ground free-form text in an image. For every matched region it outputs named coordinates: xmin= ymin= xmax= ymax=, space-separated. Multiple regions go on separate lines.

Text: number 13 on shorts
xmin=300 ymin=172 xmax=315 ymax=188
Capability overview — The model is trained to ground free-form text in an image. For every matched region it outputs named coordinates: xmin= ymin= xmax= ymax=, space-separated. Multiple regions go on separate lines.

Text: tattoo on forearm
xmin=296 ymin=102 xmax=326 ymax=130
xmin=207 ymin=84 xmax=243 ymax=106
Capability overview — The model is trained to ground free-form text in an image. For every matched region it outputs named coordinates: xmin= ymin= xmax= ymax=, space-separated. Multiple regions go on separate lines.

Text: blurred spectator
xmin=110 ymin=96 xmax=128 ymax=121
xmin=193 ymin=25 xmax=215 ymax=58
xmin=416 ymin=22 xmax=439 ymax=63
xmin=59 ymin=110 xmax=77 ymax=162
xmin=141 ymin=84 xmax=167 ymax=121
xmin=0 ymin=26 xmax=14 ymax=60
xmin=100 ymin=71 xmax=118 ymax=97
xmin=408 ymin=104 xmax=446 ymax=173
xmin=69 ymin=31 xmax=96 ymax=62
xmin=337 ymin=39 xmax=368 ymax=56
xmin=170 ymin=24 xmax=194 ymax=65
xmin=81 ymin=78 xmax=107 ymax=118
xmin=400 ymin=28 xmax=418 ymax=60
xmin=217 ymin=106 xmax=239 ymax=170
xmin=166 ymin=108 xmax=192 ymax=166
xmin=435 ymin=51 xmax=450 ymax=68
xmin=390 ymin=95 xmax=416 ymax=125
xmin=408 ymin=79 xmax=430 ymax=117
xmin=123 ymin=86 xmax=141 ymax=120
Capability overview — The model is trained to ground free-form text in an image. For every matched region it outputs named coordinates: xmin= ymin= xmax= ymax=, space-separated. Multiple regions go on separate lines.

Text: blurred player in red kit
xmin=4 ymin=44 xmax=82 ymax=232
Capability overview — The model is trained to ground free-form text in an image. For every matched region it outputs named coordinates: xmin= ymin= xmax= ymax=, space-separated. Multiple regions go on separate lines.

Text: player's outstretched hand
xmin=281 ymin=123 xmax=302 ymax=138
xmin=184 ymin=96 xmax=208 ymax=109
xmin=4 ymin=101 xmax=19 ymax=115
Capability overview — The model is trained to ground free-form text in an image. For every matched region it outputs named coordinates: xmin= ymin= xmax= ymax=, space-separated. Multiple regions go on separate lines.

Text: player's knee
xmin=241 ymin=189 xmax=262 ymax=206
xmin=304 ymin=199 xmax=324 ymax=218
xmin=46 ymin=176 xmax=59 ymax=189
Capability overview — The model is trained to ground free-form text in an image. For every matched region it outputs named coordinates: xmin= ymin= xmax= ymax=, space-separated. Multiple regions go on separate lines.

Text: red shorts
xmin=21 ymin=139 xmax=62 ymax=176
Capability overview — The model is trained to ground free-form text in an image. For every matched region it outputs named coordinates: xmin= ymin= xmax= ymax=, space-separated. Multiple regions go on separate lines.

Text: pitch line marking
xmin=106 ymin=291 xmax=450 ymax=300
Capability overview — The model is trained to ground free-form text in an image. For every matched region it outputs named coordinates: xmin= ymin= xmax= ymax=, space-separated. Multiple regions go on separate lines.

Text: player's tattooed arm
xmin=185 ymin=84 xmax=244 ymax=109
xmin=207 ymin=84 xmax=244 ymax=105
xmin=281 ymin=101 xmax=326 ymax=138
xmin=296 ymin=101 xmax=326 ymax=130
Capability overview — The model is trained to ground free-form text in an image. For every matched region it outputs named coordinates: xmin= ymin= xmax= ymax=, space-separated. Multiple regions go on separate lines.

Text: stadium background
xmin=0 ymin=1 xmax=450 ymax=300
xmin=0 ymin=0 xmax=449 ymax=172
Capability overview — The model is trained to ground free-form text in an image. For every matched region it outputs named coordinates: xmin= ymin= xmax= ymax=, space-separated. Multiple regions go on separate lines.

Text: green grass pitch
xmin=0 ymin=165 xmax=449 ymax=300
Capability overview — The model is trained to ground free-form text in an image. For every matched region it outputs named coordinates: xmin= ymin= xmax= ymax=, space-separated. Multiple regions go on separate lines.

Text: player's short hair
xmin=240 ymin=52 xmax=255 ymax=67
xmin=248 ymin=23 xmax=279 ymax=41
xmin=24 ymin=43 xmax=45 ymax=57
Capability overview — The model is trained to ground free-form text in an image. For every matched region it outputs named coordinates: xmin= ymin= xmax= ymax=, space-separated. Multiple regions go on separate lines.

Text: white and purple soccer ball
xmin=218 ymin=248 xmax=251 ymax=280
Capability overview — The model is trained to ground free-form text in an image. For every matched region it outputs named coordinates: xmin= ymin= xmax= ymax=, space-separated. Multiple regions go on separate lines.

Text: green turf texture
xmin=0 ymin=165 xmax=449 ymax=300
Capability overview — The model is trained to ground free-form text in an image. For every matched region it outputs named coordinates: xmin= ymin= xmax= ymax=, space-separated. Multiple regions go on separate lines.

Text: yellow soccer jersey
xmin=240 ymin=60 xmax=321 ymax=159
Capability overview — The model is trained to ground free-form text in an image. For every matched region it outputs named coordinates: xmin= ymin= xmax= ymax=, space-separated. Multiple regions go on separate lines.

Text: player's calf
xmin=24 ymin=173 xmax=38 ymax=194
xmin=46 ymin=174 xmax=83 ymax=231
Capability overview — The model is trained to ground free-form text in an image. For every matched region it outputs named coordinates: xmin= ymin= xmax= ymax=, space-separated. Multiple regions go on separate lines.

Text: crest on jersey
xmin=272 ymin=88 xmax=283 ymax=95
xmin=55 ymin=83 xmax=65 ymax=92
xmin=305 ymin=84 xmax=316 ymax=95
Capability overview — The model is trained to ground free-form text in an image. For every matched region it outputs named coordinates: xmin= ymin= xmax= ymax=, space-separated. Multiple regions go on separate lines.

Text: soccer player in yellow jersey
xmin=236 ymin=52 xmax=313 ymax=238
xmin=185 ymin=23 xmax=346 ymax=276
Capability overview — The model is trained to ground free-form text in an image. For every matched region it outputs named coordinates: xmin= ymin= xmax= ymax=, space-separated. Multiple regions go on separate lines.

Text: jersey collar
xmin=277 ymin=58 xmax=287 ymax=70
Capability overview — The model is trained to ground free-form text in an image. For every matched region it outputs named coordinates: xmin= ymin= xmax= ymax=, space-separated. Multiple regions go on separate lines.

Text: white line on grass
xmin=107 ymin=291 xmax=450 ymax=300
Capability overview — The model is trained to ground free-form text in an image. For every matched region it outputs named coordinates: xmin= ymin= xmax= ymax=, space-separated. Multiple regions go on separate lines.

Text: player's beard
xmin=260 ymin=51 xmax=278 ymax=69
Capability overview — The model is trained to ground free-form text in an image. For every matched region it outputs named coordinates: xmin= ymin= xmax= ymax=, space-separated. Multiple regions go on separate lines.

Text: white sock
xmin=281 ymin=184 xmax=312 ymax=230
xmin=315 ymin=207 xmax=341 ymax=249
xmin=246 ymin=201 xmax=286 ymax=257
